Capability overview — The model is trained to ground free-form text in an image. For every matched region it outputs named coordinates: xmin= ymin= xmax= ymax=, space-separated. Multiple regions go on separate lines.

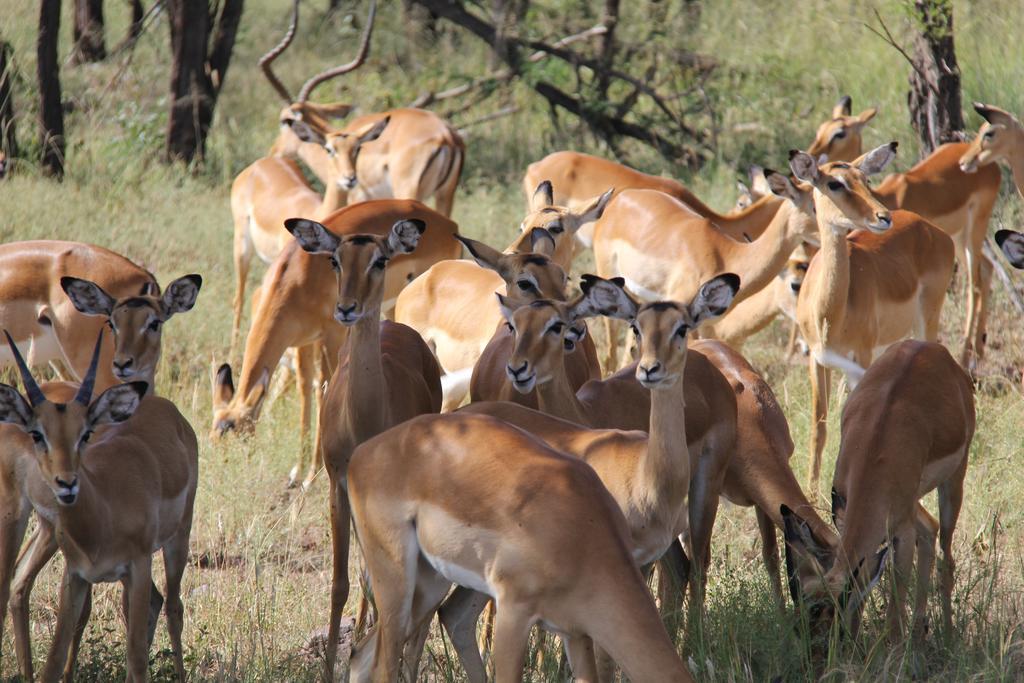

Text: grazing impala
xmin=783 ymin=341 xmax=974 ymax=647
xmin=788 ymin=143 xmax=955 ymax=491
xmin=259 ymin=1 xmax=464 ymax=217
xmin=806 ymin=95 xmax=877 ymax=163
xmin=211 ymin=200 xmax=458 ymax=488
xmin=0 ymin=333 xmax=199 ymax=682
xmin=285 ymin=216 xmax=442 ymax=681
xmin=0 ymin=241 xmax=157 ymax=390
xmin=396 ymin=183 xmax=609 ymax=409
xmin=347 ymin=412 xmax=694 ymax=683
xmin=592 ymin=170 xmax=816 ymax=369
xmin=959 ymin=102 xmax=1024 ymax=198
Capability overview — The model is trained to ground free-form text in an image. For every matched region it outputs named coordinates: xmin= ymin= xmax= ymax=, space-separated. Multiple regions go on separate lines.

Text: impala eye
xmin=629 ymin=323 xmax=640 ymax=337
xmin=505 ymin=322 xmax=514 ymax=333
xmin=29 ymin=431 xmax=44 ymax=445
xmin=549 ymin=322 xmax=565 ymax=335
xmin=148 ymin=320 xmax=162 ymax=332
xmin=329 ymin=256 xmax=340 ymax=271
xmin=675 ymin=324 xmax=690 ymax=339
xmin=516 ymin=280 xmax=535 ymax=292
xmin=832 ymin=129 xmax=846 ymax=140
xmin=546 ymin=221 xmax=564 ymax=234
xmin=827 ymin=180 xmax=845 ymax=192
xmin=984 ymin=130 xmax=996 ymax=139
xmin=373 ymin=257 xmax=389 ymax=270
xmin=80 ymin=430 xmax=93 ymax=445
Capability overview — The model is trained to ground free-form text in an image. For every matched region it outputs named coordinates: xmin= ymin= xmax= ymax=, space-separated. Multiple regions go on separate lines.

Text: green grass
xmin=1 ymin=0 xmax=1023 ymax=680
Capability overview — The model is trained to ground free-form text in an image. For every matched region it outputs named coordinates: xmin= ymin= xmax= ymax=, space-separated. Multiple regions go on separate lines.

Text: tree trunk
xmin=0 ymin=41 xmax=17 ymax=165
xmin=38 ymin=0 xmax=64 ymax=178
xmin=907 ymin=0 xmax=963 ymax=154
xmin=72 ymin=0 xmax=106 ymax=63
xmin=127 ymin=0 xmax=145 ymax=42
xmin=164 ymin=0 xmax=244 ymax=163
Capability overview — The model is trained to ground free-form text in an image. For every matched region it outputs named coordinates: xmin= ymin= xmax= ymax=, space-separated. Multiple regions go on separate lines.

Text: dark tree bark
xmin=72 ymin=0 xmax=106 ymax=63
xmin=907 ymin=0 xmax=963 ymax=154
xmin=164 ymin=0 xmax=244 ymax=163
xmin=38 ymin=0 xmax=64 ymax=178
xmin=127 ymin=0 xmax=145 ymax=42
xmin=0 ymin=41 xmax=17 ymax=167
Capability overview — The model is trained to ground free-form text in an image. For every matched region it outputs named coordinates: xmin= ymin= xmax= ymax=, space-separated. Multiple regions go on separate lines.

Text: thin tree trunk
xmin=0 ymin=41 xmax=17 ymax=164
xmin=127 ymin=0 xmax=144 ymax=42
xmin=907 ymin=0 xmax=963 ymax=154
xmin=72 ymin=0 xmax=106 ymax=63
xmin=38 ymin=0 xmax=64 ymax=178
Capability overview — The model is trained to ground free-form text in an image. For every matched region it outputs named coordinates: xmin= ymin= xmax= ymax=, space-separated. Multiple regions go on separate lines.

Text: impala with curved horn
xmin=0 ymin=331 xmax=199 ymax=682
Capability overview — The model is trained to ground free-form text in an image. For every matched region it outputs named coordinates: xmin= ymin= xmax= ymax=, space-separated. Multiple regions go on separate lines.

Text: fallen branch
xmin=457 ymin=104 xmax=519 ymax=135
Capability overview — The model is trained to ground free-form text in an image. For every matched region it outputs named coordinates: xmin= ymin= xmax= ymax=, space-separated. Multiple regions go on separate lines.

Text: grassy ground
xmin=1 ymin=0 xmax=1023 ymax=680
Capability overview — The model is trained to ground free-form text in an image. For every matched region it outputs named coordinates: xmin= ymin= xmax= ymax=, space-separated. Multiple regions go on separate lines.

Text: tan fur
xmin=806 ymin=97 xmax=877 ymax=162
xmin=211 ymin=200 xmax=458 ymax=489
xmin=592 ymin=184 xmax=816 ymax=369
xmin=347 ymin=412 xmax=694 ymax=683
xmin=784 ymin=341 xmax=974 ymax=648
xmin=959 ymin=103 xmax=1024 ymax=198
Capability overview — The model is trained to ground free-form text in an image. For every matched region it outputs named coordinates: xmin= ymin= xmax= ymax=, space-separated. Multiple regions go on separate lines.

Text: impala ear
xmin=284 ymin=218 xmax=341 ymax=255
xmin=161 ymin=274 xmax=202 ymax=317
xmin=385 ymin=219 xmax=426 ymax=256
xmin=763 ymin=168 xmax=800 ymax=202
xmin=995 ymin=230 xmax=1024 ymax=269
xmin=0 ymin=384 xmax=32 ymax=428
xmin=832 ymin=95 xmax=852 ymax=118
xmin=531 ymin=180 xmax=554 ymax=211
xmin=212 ymin=362 xmax=234 ymax=407
xmin=572 ymin=274 xmax=638 ymax=321
xmin=788 ymin=150 xmax=819 ymax=183
xmin=286 ymin=119 xmax=327 ymax=146
xmin=87 ymin=381 xmax=147 ymax=426
xmin=781 ymin=504 xmax=825 ymax=604
xmin=356 ymin=116 xmax=390 ymax=147
xmin=688 ymin=273 xmax=740 ymax=326
xmin=853 ymin=141 xmax=898 ymax=176
xmin=577 ymin=188 xmax=614 ymax=225
xmin=495 ymin=293 xmax=524 ymax=323
xmin=830 ymin=487 xmax=848 ymax=527
xmin=973 ymin=102 xmax=1021 ymax=129
xmin=309 ymin=101 xmax=353 ymax=119
xmin=528 ymin=228 xmax=556 ymax=258
xmin=455 ymin=234 xmax=506 ymax=271
xmin=854 ymin=107 xmax=877 ymax=126
xmin=61 ymin=277 xmax=116 ymax=317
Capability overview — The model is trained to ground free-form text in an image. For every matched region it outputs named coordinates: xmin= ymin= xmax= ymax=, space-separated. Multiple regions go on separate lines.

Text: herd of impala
xmin=1 ymin=2 xmax=1023 ymax=680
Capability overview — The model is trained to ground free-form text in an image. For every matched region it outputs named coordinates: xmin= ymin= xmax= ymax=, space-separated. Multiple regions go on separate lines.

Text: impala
xmin=211 ymin=200 xmax=458 ymax=489
xmin=788 ymin=143 xmax=955 ymax=491
xmin=441 ymin=274 xmax=736 ymax=681
xmin=592 ymin=170 xmax=816 ymax=369
xmin=996 ymin=229 xmax=1024 ymax=268
xmin=783 ymin=341 xmax=974 ymax=647
xmin=0 ymin=241 xmax=157 ymax=389
xmin=959 ymin=102 xmax=1024 ymax=198
xmin=0 ymin=332 xmax=199 ymax=682
xmin=285 ymin=216 xmax=443 ymax=681
xmin=347 ymin=412 xmax=694 ymax=683
xmin=396 ymin=182 xmax=609 ymax=409
xmin=806 ymin=95 xmax=877 ymax=163
xmin=260 ymin=0 xmax=464 ymax=216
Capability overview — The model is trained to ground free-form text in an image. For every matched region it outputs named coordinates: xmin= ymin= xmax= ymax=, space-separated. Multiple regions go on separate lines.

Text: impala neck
xmin=720 ymin=200 xmax=806 ymax=306
xmin=319 ymin=179 xmax=349 ymax=218
xmin=536 ymin=350 xmax=591 ymax=426
xmin=809 ymin=192 xmax=852 ymax=337
xmin=1009 ymin=136 xmax=1024 ymax=199
xmin=296 ymin=143 xmax=333 ymax=186
xmin=339 ymin=308 xmax=388 ymax=435
xmin=51 ymin=477 xmax=108 ymax=557
xmin=715 ymin=194 xmax=783 ymax=239
xmin=643 ymin=367 xmax=690 ymax=503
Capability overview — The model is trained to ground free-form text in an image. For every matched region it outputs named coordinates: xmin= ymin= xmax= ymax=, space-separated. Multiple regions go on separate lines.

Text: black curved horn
xmin=74 ymin=331 xmax=104 ymax=405
xmin=3 ymin=331 xmax=46 ymax=407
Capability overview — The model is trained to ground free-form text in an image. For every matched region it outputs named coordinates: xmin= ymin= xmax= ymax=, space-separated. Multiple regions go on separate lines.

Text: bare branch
xmin=456 ymin=104 xmax=519 ymax=134
xmin=861 ymin=7 xmax=941 ymax=98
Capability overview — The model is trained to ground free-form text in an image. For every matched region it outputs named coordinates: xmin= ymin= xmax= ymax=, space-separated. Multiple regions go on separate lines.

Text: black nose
xmin=216 ymin=419 xmax=235 ymax=435
xmin=507 ymin=361 xmax=528 ymax=378
xmin=640 ymin=362 xmax=662 ymax=378
xmin=791 ymin=282 xmax=802 ymax=293
xmin=337 ymin=303 xmax=356 ymax=315
xmin=114 ymin=358 xmax=133 ymax=370
xmin=55 ymin=476 xmax=77 ymax=489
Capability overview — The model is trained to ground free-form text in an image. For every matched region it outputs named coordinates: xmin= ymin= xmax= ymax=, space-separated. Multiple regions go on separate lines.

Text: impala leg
xmin=122 ymin=554 xmax=155 ymax=683
xmin=959 ymin=245 xmax=982 ymax=369
xmin=40 ymin=570 xmax=90 ymax=683
xmin=399 ymin=560 xmax=453 ymax=682
xmin=0 ymin=496 xmax=30 ymax=668
xmin=564 ymin=634 xmax=598 ymax=683
xmin=913 ymin=505 xmax=939 ymax=642
xmin=11 ymin=523 xmax=58 ymax=682
xmin=491 ymin=602 xmax=533 ymax=683
xmin=437 ymin=586 xmax=490 ymax=683
xmin=808 ymin=359 xmax=831 ymax=495
xmin=289 ymin=343 xmax=315 ymax=489
xmin=61 ymin=588 xmax=92 ymax=683
xmin=231 ymin=214 xmax=252 ymax=358
xmin=325 ymin=478 xmax=351 ymax=681
xmin=937 ymin=457 xmax=967 ymax=636
xmin=974 ymin=251 xmax=993 ymax=362
xmin=163 ymin=523 xmax=192 ymax=682
xmin=885 ymin=524 xmax=915 ymax=643
xmin=601 ymin=316 xmax=620 ymax=373
xmin=756 ymin=507 xmax=784 ymax=606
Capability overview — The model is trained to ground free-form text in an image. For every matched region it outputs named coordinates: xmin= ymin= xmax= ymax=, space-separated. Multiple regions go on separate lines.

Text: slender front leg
xmin=125 ymin=555 xmax=155 ymax=683
xmin=913 ymin=505 xmax=939 ymax=642
xmin=808 ymin=358 xmax=831 ymax=495
xmin=491 ymin=602 xmax=533 ymax=683
xmin=756 ymin=507 xmax=784 ymax=605
xmin=0 ymin=496 xmax=31 ymax=671
xmin=325 ymin=477 xmax=352 ymax=681
xmin=437 ymin=586 xmax=490 ymax=683
xmin=40 ymin=569 xmax=90 ymax=683
xmin=289 ymin=343 xmax=316 ymax=489
xmin=11 ymin=523 xmax=59 ymax=682
xmin=937 ymin=459 xmax=967 ymax=636
xmin=564 ymin=634 xmax=598 ymax=682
